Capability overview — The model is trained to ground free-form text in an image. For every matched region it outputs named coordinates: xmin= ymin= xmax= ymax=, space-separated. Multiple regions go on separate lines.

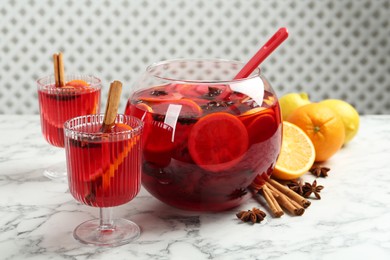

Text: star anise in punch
xmin=202 ymin=86 xmax=223 ymax=99
xmin=229 ymin=188 xmax=248 ymax=199
xmin=287 ymin=179 xmax=305 ymax=196
xmin=302 ymin=180 xmax=324 ymax=199
xmin=236 ymin=208 xmax=266 ymax=224
xmin=150 ymin=90 xmax=168 ymax=96
xmin=310 ymin=165 xmax=330 ymax=177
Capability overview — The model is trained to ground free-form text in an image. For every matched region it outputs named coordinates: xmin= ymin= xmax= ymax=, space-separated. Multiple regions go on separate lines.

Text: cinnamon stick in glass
xmin=101 ymin=80 xmax=123 ymax=133
xmin=53 ymin=52 xmax=65 ymax=87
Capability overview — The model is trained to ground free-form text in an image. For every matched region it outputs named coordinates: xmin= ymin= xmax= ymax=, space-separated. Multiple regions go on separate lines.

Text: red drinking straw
xmin=234 ymin=27 xmax=289 ymax=79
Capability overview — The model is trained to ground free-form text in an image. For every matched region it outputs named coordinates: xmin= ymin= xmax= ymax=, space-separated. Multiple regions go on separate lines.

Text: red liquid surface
xmin=125 ymin=83 xmax=282 ymax=211
xmin=65 ymin=124 xmax=142 ymax=207
xmin=38 ymin=85 xmax=100 ymax=147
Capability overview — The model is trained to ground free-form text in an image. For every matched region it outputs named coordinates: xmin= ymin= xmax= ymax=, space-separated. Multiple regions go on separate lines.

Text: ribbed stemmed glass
xmin=64 ymin=114 xmax=143 ymax=246
xmin=37 ymin=74 xmax=101 ymax=181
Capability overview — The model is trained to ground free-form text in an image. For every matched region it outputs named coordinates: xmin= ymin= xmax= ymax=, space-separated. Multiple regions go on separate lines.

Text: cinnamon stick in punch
xmin=53 ymin=52 xmax=65 ymax=87
xmin=84 ymin=80 xmax=124 ymax=203
xmin=101 ymin=80 xmax=123 ymax=133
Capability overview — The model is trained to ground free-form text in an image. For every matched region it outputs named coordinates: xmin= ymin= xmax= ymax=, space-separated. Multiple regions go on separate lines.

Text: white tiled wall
xmin=0 ymin=0 xmax=389 ymax=114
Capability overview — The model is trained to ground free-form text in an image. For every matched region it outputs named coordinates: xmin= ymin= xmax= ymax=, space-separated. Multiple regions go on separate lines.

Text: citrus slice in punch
xmin=88 ymin=123 xmax=138 ymax=191
xmin=247 ymin=112 xmax=278 ymax=144
xmin=65 ymin=79 xmax=90 ymax=88
xmin=272 ymin=121 xmax=315 ymax=180
xmin=188 ymin=112 xmax=249 ymax=172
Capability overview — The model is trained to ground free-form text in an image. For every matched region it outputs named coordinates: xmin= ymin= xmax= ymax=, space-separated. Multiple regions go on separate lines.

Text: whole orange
xmin=286 ymin=103 xmax=345 ymax=162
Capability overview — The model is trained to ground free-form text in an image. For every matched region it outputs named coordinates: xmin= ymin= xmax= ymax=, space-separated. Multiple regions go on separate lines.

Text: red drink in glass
xmin=64 ymin=114 xmax=143 ymax=246
xmin=38 ymin=75 xmax=101 ymax=148
xmin=125 ymin=61 xmax=282 ymax=211
xmin=65 ymin=119 xmax=142 ymax=207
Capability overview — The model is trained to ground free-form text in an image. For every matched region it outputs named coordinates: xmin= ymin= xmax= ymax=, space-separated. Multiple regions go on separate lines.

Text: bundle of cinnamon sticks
xmin=255 ymin=179 xmax=311 ymax=217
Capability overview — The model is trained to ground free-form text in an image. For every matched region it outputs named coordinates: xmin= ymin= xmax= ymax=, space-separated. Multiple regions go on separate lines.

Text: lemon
xmin=273 ymin=122 xmax=316 ymax=180
xmin=320 ymin=99 xmax=360 ymax=144
xmin=279 ymin=92 xmax=311 ymax=120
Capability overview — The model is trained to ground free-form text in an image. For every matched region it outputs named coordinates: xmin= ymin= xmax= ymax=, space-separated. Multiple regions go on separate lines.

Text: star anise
xmin=229 ymin=188 xmax=248 ymax=199
xmin=310 ymin=165 xmax=330 ymax=177
xmin=302 ymin=180 xmax=324 ymax=199
xmin=200 ymin=100 xmax=234 ymax=110
xmin=236 ymin=208 xmax=266 ymax=223
xmin=202 ymin=86 xmax=223 ymax=99
xmin=287 ymin=179 xmax=305 ymax=196
xmin=150 ymin=90 xmax=168 ymax=96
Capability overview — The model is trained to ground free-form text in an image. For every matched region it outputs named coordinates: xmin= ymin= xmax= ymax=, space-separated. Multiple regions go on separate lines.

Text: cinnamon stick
xmin=53 ymin=52 xmax=65 ymax=87
xmin=53 ymin=53 xmax=60 ymax=86
xmin=265 ymin=182 xmax=304 ymax=216
xmin=101 ymin=80 xmax=123 ymax=133
xmin=261 ymin=185 xmax=283 ymax=217
xmin=268 ymin=179 xmax=311 ymax=208
xmin=57 ymin=52 xmax=65 ymax=87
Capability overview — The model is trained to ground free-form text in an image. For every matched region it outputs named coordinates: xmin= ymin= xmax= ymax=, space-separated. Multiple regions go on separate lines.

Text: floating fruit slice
xmin=188 ymin=112 xmax=248 ymax=172
xmin=240 ymin=106 xmax=267 ymax=117
xmin=143 ymin=121 xmax=175 ymax=167
xmin=175 ymin=83 xmax=209 ymax=97
xmin=87 ymin=124 xmax=139 ymax=192
xmin=65 ymin=79 xmax=90 ymax=88
xmin=111 ymin=123 xmax=133 ymax=132
xmin=239 ymin=106 xmax=273 ymax=127
xmin=81 ymin=123 xmax=135 ymax=182
xmin=247 ymin=112 xmax=278 ymax=144
xmin=272 ymin=122 xmax=315 ymax=180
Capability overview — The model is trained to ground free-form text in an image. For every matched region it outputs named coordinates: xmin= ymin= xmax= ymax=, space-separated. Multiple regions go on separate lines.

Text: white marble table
xmin=1 ymin=115 xmax=390 ymax=260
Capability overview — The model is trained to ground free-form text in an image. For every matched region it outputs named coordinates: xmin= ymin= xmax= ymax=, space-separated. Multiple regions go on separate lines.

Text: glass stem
xmin=99 ymin=207 xmax=115 ymax=231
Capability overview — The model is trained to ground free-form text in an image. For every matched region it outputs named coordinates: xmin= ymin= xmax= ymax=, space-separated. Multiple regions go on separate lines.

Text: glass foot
xmin=73 ymin=218 xmax=140 ymax=247
xmin=43 ymin=162 xmax=67 ymax=182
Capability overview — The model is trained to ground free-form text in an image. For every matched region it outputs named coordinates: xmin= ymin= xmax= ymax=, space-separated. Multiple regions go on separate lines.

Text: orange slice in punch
xmin=175 ymin=83 xmax=208 ymax=97
xmin=101 ymin=124 xmax=136 ymax=190
xmin=65 ymin=79 xmax=90 ymax=88
xmin=246 ymin=111 xmax=279 ymax=144
xmin=143 ymin=121 xmax=175 ymax=167
xmin=87 ymin=123 xmax=138 ymax=190
xmin=188 ymin=112 xmax=248 ymax=172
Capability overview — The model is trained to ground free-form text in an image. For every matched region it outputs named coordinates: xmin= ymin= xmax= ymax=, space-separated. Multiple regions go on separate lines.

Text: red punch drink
xmin=64 ymin=114 xmax=143 ymax=208
xmin=38 ymin=76 xmax=101 ymax=147
xmin=64 ymin=114 xmax=143 ymax=246
xmin=125 ymin=59 xmax=282 ymax=211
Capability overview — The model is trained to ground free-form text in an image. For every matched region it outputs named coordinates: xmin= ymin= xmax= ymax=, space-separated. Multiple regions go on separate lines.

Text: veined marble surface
xmin=0 ymin=115 xmax=389 ymax=260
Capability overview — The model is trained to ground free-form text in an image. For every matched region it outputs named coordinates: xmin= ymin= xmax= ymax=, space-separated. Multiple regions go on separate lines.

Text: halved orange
xmin=188 ymin=112 xmax=248 ymax=172
xmin=272 ymin=121 xmax=315 ymax=180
